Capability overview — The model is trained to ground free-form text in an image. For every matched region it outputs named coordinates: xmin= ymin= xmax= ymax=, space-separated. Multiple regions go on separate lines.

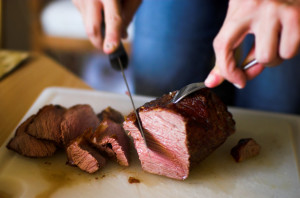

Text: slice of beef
xmin=231 ymin=138 xmax=261 ymax=162
xmin=61 ymin=104 xmax=100 ymax=146
xmin=66 ymin=129 xmax=106 ymax=173
xmin=123 ymin=88 xmax=235 ymax=180
xmin=26 ymin=104 xmax=66 ymax=145
xmin=6 ymin=115 xmax=57 ymax=157
xmin=88 ymin=118 xmax=130 ymax=166
xmin=97 ymin=106 xmax=124 ymax=124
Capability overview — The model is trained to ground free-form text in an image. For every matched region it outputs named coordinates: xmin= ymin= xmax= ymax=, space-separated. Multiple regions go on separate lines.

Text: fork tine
xmin=171 ymin=82 xmax=206 ymax=103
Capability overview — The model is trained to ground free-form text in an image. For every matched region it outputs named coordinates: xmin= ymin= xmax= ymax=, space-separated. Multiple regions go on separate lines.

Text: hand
xmin=205 ymin=0 xmax=300 ymax=89
xmin=72 ymin=0 xmax=141 ymax=54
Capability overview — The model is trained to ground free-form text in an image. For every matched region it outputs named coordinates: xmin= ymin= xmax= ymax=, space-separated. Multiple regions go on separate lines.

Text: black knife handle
xmin=101 ymin=12 xmax=128 ymax=71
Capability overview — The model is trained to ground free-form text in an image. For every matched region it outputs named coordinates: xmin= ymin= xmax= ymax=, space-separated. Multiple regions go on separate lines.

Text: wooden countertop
xmin=0 ymin=53 xmax=92 ymax=146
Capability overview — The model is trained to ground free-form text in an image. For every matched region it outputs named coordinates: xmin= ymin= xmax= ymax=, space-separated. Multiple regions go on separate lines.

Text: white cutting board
xmin=0 ymin=87 xmax=299 ymax=198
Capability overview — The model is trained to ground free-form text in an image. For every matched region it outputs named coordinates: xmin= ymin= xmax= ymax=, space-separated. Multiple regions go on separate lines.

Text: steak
xmin=6 ymin=115 xmax=57 ymax=157
xmin=26 ymin=105 xmax=66 ymax=145
xmin=66 ymin=130 xmax=106 ymax=173
xmin=89 ymin=118 xmax=130 ymax=166
xmin=97 ymin=106 xmax=125 ymax=124
xmin=231 ymin=138 xmax=261 ymax=162
xmin=123 ymin=88 xmax=235 ymax=180
xmin=61 ymin=104 xmax=100 ymax=146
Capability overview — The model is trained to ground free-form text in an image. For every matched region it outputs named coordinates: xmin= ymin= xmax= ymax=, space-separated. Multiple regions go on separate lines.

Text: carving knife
xmin=101 ymin=18 xmax=149 ymax=149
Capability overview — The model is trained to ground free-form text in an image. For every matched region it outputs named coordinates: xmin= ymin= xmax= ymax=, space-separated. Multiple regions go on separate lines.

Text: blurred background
xmin=1 ymin=0 xmax=134 ymax=93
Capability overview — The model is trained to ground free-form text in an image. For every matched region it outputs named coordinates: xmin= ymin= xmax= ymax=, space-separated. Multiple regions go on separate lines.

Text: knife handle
xmin=101 ymin=12 xmax=128 ymax=71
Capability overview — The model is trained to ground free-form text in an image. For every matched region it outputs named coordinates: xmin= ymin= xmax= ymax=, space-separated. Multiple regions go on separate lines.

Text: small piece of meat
xmin=128 ymin=177 xmax=140 ymax=184
xmin=88 ymin=118 xmax=130 ymax=166
xmin=97 ymin=106 xmax=124 ymax=124
xmin=123 ymin=88 xmax=235 ymax=180
xmin=6 ymin=115 xmax=57 ymax=157
xmin=61 ymin=104 xmax=100 ymax=146
xmin=231 ymin=138 xmax=261 ymax=162
xmin=26 ymin=104 xmax=66 ymax=145
xmin=66 ymin=130 xmax=106 ymax=173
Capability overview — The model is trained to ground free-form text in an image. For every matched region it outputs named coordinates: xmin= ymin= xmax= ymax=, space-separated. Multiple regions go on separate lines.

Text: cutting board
xmin=0 ymin=87 xmax=299 ymax=198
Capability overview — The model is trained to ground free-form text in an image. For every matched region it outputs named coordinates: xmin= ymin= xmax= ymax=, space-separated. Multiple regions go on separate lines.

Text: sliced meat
xmin=97 ymin=106 xmax=124 ymax=124
xmin=128 ymin=177 xmax=140 ymax=184
xmin=231 ymin=138 xmax=261 ymax=162
xmin=89 ymin=118 xmax=130 ymax=166
xmin=6 ymin=115 xmax=57 ymax=157
xmin=61 ymin=104 xmax=100 ymax=146
xmin=66 ymin=129 xmax=106 ymax=173
xmin=26 ymin=104 xmax=66 ymax=145
xmin=123 ymin=88 xmax=235 ymax=180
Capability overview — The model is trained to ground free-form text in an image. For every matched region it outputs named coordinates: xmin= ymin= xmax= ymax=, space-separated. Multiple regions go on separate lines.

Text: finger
xmin=254 ymin=9 xmax=280 ymax=65
xmin=204 ymin=66 xmax=225 ymax=88
xmin=212 ymin=21 xmax=249 ymax=88
xmin=81 ymin=0 xmax=103 ymax=50
xmin=279 ymin=7 xmax=300 ymax=59
xmin=102 ymin=0 xmax=123 ymax=54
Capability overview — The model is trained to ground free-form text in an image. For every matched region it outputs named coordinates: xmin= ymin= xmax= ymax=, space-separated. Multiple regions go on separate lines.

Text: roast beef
xmin=61 ymin=104 xmax=100 ymax=146
xmin=26 ymin=104 xmax=66 ymax=145
xmin=6 ymin=115 xmax=57 ymax=157
xmin=66 ymin=130 xmax=106 ymax=173
xmin=231 ymin=138 xmax=261 ymax=162
xmin=123 ymin=88 xmax=235 ymax=180
xmin=97 ymin=106 xmax=125 ymax=124
xmin=89 ymin=117 xmax=130 ymax=166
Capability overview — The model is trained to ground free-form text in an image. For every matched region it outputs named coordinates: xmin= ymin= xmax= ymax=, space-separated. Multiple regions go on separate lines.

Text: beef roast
xmin=231 ymin=138 xmax=261 ymax=162
xmin=123 ymin=88 xmax=235 ymax=180
xmin=89 ymin=118 xmax=130 ymax=166
xmin=7 ymin=115 xmax=57 ymax=157
xmin=66 ymin=129 xmax=106 ymax=173
xmin=61 ymin=104 xmax=100 ymax=146
xmin=26 ymin=104 xmax=66 ymax=145
xmin=97 ymin=106 xmax=125 ymax=124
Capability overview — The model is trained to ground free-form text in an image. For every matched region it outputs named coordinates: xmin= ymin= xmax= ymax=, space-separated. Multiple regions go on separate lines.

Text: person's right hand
xmin=72 ymin=0 xmax=141 ymax=54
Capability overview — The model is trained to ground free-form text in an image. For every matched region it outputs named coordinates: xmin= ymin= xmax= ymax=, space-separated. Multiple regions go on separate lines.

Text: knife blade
xmin=115 ymin=55 xmax=149 ymax=150
xmin=100 ymin=14 xmax=149 ymax=150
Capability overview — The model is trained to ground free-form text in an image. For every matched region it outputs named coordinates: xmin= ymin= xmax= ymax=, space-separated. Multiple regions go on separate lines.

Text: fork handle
xmin=242 ymin=59 xmax=258 ymax=70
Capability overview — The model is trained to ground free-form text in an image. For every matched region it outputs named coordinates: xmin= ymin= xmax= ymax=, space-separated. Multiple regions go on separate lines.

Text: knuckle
xmin=86 ymin=25 xmax=99 ymax=38
xmin=213 ymin=36 xmax=226 ymax=52
xmin=108 ymin=14 xmax=123 ymax=25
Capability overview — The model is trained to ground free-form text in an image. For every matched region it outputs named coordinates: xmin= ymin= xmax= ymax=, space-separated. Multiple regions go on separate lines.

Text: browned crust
xmin=231 ymin=138 xmax=261 ymax=162
xmin=6 ymin=115 xmax=57 ymax=157
xmin=125 ymin=88 xmax=235 ymax=166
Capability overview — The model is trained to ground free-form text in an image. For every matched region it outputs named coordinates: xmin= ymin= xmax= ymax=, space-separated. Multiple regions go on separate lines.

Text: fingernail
xmin=105 ymin=42 xmax=117 ymax=52
xmin=233 ymin=83 xmax=242 ymax=89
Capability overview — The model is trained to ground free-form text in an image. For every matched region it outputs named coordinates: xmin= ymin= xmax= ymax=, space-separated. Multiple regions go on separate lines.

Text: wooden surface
xmin=0 ymin=53 xmax=91 ymax=146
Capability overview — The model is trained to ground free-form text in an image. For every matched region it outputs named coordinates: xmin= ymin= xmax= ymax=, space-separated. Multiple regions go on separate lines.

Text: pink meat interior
xmin=124 ymin=108 xmax=189 ymax=180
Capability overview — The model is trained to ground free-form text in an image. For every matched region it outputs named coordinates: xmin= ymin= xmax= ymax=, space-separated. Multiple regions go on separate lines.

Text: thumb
xmin=204 ymin=66 xmax=225 ymax=88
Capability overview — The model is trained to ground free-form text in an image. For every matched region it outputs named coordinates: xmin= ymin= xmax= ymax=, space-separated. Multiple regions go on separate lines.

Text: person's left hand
xmin=205 ymin=0 xmax=300 ymax=89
